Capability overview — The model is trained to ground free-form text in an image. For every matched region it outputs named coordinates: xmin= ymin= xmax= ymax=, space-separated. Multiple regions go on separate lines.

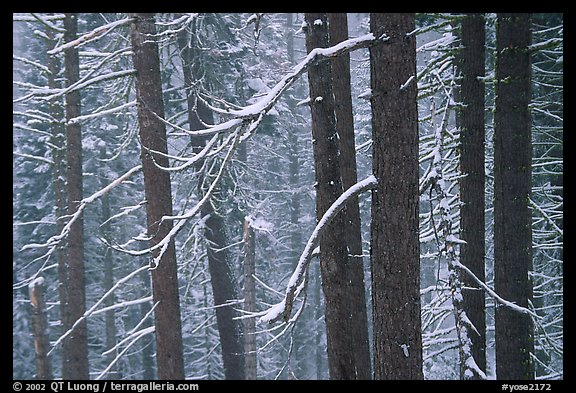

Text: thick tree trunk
xmin=130 ymin=13 xmax=185 ymax=380
xmin=457 ymin=13 xmax=487 ymax=379
xmin=29 ymin=278 xmax=52 ymax=380
xmin=494 ymin=13 xmax=535 ymax=380
xmin=369 ymin=13 xmax=423 ymax=380
xmin=63 ymin=12 xmax=89 ymax=380
xmin=304 ymin=12 xmax=359 ymax=380
xmin=177 ymin=29 xmax=245 ymax=380
xmin=327 ymin=13 xmax=372 ymax=380
xmin=44 ymin=21 xmax=70 ymax=379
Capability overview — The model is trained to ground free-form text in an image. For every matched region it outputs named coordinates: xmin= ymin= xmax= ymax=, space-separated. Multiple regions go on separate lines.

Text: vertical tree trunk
xmin=177 ymin=29 xmax=245 ymax=380
xmin=140 ymin=271 xmax=155 ymax=380
xmin=243 ymin=218 xmax=257 ymax=379
xmin=494 ymin=13 xmax=534 ymax=380
xmin=63 ymin=12 xmax=89 ymax=380
xmin=457 ymin=13 xmax=487 ymax=379
xmin=304 ymin=12 xmax=358 ymax=380
xmin=327 ymin=12 xmax=372 ymax=380
xmin=29 ymin=278 xmax=52 ymax=380
xmin=100 ymin=171 xmax=118 ymax=379
xmin=44 ymin=20 xmax=70 ymax=379
xmin=130 ymin=13 xmax=185 ymax=380
xmin=369 ymin=13 xmax=423 ymax=380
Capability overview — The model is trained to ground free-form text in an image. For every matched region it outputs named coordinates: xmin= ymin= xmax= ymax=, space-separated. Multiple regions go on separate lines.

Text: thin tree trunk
xmin=100 ymin=171 xmax=117 ymax=379
xmin=177 ymin=29 xmax=245 ymax=380
xmin=327 ymin=12 xmax=372 ymax=380
xmin=130 ymin=13 xmax=185 ymax=380
xmin=243 ymin=218 xmax=257 ymax=379
xmin=304 ymin=12 xmax=358 ymax=380
xmin=494 ymin=13 xmax=534 ymax=380
xmin=63 ymin=12 xmax=89 ymax=380
xmin=369 ymin=13 xmax=423 ymax=380
xmin=457 ymin=13 xmax=487 ymax=379
xmin=29 ymin=278 xmax=52 ymax=380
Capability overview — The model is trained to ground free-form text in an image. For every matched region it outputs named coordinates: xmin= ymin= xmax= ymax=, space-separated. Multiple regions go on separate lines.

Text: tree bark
xmin=63 ymin=12 xmax=89 ymax=380
xmin=494 ymin=13 xmax=534 ymax=380
xmin=243 ymin=218 xmax=257 ymax=379
xmin=304 ymin=12 xmax=359 ymax=380
xmin=130 ymin=13 xmax=185 ymax=380
xmin=369 ymin=13 xmax=423 ymax=380
xmin=327 ymin=13 xmax=372 ymax=380
xmin=457 ymin=13 xmax=487 ymax=378
xmin=29 ymin=278 xmax=52 ymax=380
xmin=177 ymin=28 xmax=245 ymax=380
xmin=44 ymin=19 xmax=70 ymax=379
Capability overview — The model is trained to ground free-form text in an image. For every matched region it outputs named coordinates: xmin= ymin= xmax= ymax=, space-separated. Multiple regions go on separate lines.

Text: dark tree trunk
xmin=177 ymin=29 xmax=245 ymax=380
xmin=243 ymin=219 xmax=257 ymax=379
xmin=130 ymin=13 xmax=185 ymax=380
xmin=44 ymin=21 xmax=70 ymax=379
xmin=369 ymin=13 xmax=423 ymax=380
xmin=304 ymin=12 xmax=359 ymax=380
xmin=457 ymin=13 xmax=487 ymax=378
xmin=494 ymin=13 xmax=535 ymax=380
xmin=29 ymin=278 xmax=52 ymax=380
xmin=63 ymin=12 xmax=89 ymax=380
xmin=327 ymin=13 xmax=372 ymax=380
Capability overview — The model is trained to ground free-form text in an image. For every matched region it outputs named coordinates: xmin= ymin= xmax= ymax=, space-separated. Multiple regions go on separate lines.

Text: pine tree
xmin=494 ymin=13 xmax=534 ymax=380
xmin=130 ymin=13 xmax=185 ymax=380
xmin=369 ymin=13 xmax=423 ymax=379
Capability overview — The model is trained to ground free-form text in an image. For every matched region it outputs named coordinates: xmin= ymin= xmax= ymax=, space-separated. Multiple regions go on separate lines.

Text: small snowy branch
xmin=400 ymin=75 xmax=416 ymax=91
xmin=21 ymin=165 xmax=142 ymax=253
xmin=48 ymin=265 xmax=151 ymax=356
xmin=455 ymin=261 xmax=539 ymax=318
xmin=258 ymin=175 xmax=377 ymax=325
xmin=13 ymin=152 xmax=54 ymax=165
xmin=67 ymin=100 xmax=136 ymax=125
xmin=47 ymin=17 xmax=135 ymax=55
xmin=91 ymin=296 xmax=153 ymax=316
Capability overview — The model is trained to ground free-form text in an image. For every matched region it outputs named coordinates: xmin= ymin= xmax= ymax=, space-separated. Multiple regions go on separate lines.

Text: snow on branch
xmin=164 ymin=33 xmax=386 ymax=140
xmin=455 ymin=261 xmax=539 ymax=318
xmin=111 ymin=128 xmax=244 ymax=267
xmin=47 ymin=17 xmax=135 ymax=55
xmin=67 ymin=100 xmax=136 ymax=125
xmin=21 ymin=165 xmax=142 ymax=253
xmin=257 ymin=175 xmax=377 ymax=325
xmin=48 ymin=265 xmax=151 ymax=356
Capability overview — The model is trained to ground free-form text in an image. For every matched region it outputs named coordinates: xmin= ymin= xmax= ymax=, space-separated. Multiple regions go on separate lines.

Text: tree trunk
xmin=327 ymin=13 xmax=372 ymax=380
xmin=130 ymin=13 xmax=185 ymax=380
xmin=100 ymin=171 xmax=118 ymax=379
xmin=177 ymin=29 xmax=245 ymax=380
xmin=369 ymin=13 xmax=423 ymax=380
xmin=494 ymin=13 xmax=534 ymax=380
xmin=457 ymin=13 xmax=487 ymax=379
xmin=44 ymin=20 xmax=70 ymax=379
xmin=29 ymin=278 xmax=52 ymax=380
xmin=63 ymin=12 xmax=89 ymax=380
xmin=304 ymin=12 xmax=359 ymax=380
xmin=243 ymin=218 xmax=257 ymax=379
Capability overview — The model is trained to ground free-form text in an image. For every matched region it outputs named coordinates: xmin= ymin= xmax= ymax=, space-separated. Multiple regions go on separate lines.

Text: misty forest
xmin=13 ymin=13 xmax=563 ymax=380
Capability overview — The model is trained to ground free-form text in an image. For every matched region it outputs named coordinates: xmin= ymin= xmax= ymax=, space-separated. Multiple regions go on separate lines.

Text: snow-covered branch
xmin=21 ymin=164 xmax=142 ymax=253
xmin=47 ymin=17 xmax=134 ymax=55
xmin=258 ymin=175 xmax=377 ymax=325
